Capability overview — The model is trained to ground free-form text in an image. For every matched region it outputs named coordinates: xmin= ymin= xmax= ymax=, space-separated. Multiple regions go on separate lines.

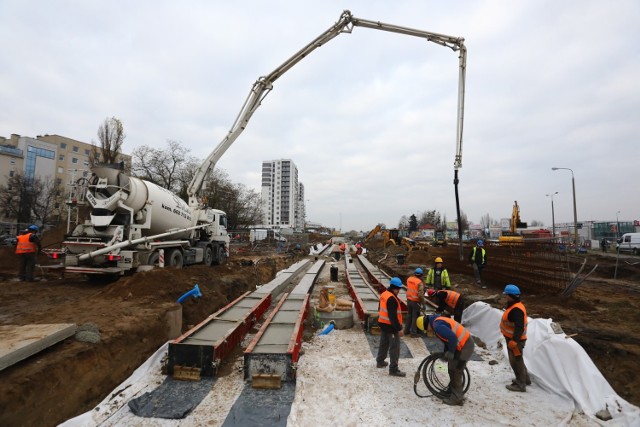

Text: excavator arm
xmin=187 ymin=9 xmax=467 ymax=209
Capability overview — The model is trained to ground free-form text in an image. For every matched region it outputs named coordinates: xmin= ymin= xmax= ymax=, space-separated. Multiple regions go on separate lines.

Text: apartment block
xmin=260 ymin=159 xmax=306 ymax=231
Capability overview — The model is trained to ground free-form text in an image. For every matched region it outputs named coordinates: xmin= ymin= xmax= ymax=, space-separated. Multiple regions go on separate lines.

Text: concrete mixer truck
xmin=47 ymin=163 xmax=230 ymax=276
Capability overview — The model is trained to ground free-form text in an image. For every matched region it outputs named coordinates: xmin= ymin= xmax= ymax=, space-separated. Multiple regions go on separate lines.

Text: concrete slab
xmin=0 ymin=323 xmax=77 ymax=371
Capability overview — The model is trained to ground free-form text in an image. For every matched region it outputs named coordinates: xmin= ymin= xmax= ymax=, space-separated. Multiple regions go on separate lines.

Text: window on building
xmin=59 ymin=154 xmax=64 ymax=161
xmin=10 ymin=158 xmax=15 ymax=164
xmin=83 ymin=171 xmax=88 ymax=177
xmin=84 ymin=161 xmax=89 ymax=166
xmin=57 ymin=167 xmax=63 ymax=173
xmin=72 ymin=146 xmax=79 ymax=153
xmin=57 ymin=178 xmax=62 ymax=185
xmin=85 ymin=149 xmax=90 ymax=156
xmin=60 ymin=143 xmax=67 ymax=149
xmin=9 ymin=170 xmax=14 ymax=177
xmin=72 ymin=157 xmax=78 ymax=164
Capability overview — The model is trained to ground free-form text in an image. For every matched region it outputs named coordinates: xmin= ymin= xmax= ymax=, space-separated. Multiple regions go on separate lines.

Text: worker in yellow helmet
xmin=425 ymin=257 xmax=451 ymax=290
xmin=417 ymin=314 xmax=475 ymax=406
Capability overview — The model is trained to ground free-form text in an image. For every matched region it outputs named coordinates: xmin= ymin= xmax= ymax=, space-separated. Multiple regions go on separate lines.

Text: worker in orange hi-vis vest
xmin=427 ymin=288 xmax=465 ymax=323
xmin=403 ymin=268 xmax=424 ymax=337
xmin=375 ymin=277 xmax=406 ymax=377
xmin=15 ymin=225 xmax=41 ymax=282
xmin=501 ymin=284 xmax=531 ymax=392
xmin=417 ymin=314 xmax=475 ymax=406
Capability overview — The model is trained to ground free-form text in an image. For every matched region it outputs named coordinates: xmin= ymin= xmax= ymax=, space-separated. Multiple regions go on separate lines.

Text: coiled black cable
xmin=413 ymin=352 xmax=470 ymax=398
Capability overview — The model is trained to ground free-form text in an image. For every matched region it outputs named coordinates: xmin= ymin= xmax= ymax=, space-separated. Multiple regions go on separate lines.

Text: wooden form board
xmin=0 ymin=323 xmax=77 ymax=371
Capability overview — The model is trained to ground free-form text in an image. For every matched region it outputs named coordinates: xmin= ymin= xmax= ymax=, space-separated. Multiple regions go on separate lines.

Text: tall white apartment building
xmin=261 ymin=159 xmax=305 ymax=231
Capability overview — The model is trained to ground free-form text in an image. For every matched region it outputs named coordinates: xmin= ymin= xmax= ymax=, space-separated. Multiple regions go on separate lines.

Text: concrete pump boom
xmin=187 ymin=9 xmax=467 ymax=211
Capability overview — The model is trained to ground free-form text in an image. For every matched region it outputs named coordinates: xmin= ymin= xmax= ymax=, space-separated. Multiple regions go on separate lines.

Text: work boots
xmin=506 ymin=383 xmax=526 ymax=392
xmin=442 ymin=369 xmax=464 ymax=405
xmin=389 ymin=369 xmax=406 ymax=377
xmin=376 ymin=361 xmax=389 ymax=368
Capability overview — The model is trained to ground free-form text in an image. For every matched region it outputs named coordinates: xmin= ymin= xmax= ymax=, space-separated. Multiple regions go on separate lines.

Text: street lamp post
xmin=546 ymin=192 xmax=558 ymax=237
xmin=552 ymin=167 xmax=579 ymax=247
xmin=616 ymin=211 xmax=621 ymax=240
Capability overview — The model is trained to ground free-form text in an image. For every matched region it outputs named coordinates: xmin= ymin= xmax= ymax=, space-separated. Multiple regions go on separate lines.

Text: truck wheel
xmin=147 ymin=252 xmax=159 ymax=266
xmin=204 ymin=247 xmax=214 ymax=266
xmin=212 ymin=246 xmax=227 ymax=265
xmin=168 ymin=250 xmax=184 ymax=268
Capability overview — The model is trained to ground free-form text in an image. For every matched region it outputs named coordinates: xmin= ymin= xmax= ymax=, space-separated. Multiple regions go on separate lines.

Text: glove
xmin=508 ymin=340 xmax=521 ymax=356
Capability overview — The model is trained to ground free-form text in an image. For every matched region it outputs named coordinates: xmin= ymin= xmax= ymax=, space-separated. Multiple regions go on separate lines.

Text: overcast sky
xmin=1 ymin=1 xmax=638 ymax=232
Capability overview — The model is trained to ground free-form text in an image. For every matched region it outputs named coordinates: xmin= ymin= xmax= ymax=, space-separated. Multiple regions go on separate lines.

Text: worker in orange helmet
xmin=501 ymin=284 xmax=531 ymax=392
xmin=426 ymin=257 xmax=451 ymax=290
xmin=427 ymin=288 xmax=465 ymax=323
xmin=376 ymin=277 xmax=406 ymax=377
xmin=417 ymin=314 xmax=475 ymax=406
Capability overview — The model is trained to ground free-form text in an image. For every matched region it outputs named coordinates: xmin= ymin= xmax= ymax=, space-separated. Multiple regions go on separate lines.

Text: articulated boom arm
xmin=187 ymin=9 xmax=466 ymax=207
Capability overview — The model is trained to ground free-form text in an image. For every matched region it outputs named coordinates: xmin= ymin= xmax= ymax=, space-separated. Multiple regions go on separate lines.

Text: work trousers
xmin=507 ymin=340 xmax=530 ymax=389
xmin=376 ymin=329 xmax=401 ymax=372
xmin=472 ymin=263 xmax=484 ymax=284
xmin=447 ymin=338 xmax=475 ymax=402
xmin=404 ymin=300 xmax=421 ymax=335
xmin=18 ymin=253 xmax=36 ymax=281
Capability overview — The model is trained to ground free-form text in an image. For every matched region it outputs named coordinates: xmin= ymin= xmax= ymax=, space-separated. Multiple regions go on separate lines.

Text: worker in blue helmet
xmin=500 ymin=284 xmax=531 ymax=392
xmin=15 ymin=225 xmax=41 ymax=282
xmin=375 ymin=277 xmax=406 ymax=377
xmin=403 ymin=268 xmax=425 ymax=338
xmin=469 ymin=239 xmax=487 ymax=288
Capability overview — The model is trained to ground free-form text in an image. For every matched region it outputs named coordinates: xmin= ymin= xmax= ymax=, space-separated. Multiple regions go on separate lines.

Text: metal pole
xmin=571 ymin=173 xmax=578 ymax=248
xmin=551 ymin=198 xmax=556 ymax=237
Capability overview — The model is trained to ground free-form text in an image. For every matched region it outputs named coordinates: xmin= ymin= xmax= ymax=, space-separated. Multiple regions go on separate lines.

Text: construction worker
xmin=501 ymin=284 xmax=531 ymax=392
xmin=16 ymin=225 xmax=41 ymax=282
xmin=417 ymin=314 xmax=475 ymax=406
xmin=375 ymin=277 xmax=406 ymax=377
xmin=426 ymin=257 xmax=451 ymax=290
xmin=469 ymin=240 xmax=487 ymax=288
xmin=427 ymin=288 xmax=465 ymax=323
xmin=404 ymin=268 xmax=425 ymax=337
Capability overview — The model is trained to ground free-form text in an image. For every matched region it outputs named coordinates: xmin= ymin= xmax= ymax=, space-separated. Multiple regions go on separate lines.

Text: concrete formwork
xmin=244 ymin=260 xmax=325 ymax=383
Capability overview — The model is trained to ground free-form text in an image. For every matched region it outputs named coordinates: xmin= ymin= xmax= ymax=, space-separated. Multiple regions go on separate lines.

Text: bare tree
xmin=131 ymin=140 xmax=198 ymax=196
xmin=0 ymin=173 xmax=63 ymax=227
xmin=398 ymin=215 xmax=409 ymax=229
xmin=456 ymin=210 xmax=469 ymax=232
xmin=91 ymin=116 xmax=125 ymax=167
xmin=530 ymin=219 xmax=544 ymax=227
xmin=202 ymin=169 xmax=262 ymax=229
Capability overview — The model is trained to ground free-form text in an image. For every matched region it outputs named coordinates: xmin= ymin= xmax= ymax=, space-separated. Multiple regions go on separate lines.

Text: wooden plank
xmin=0 ymin=324 xmax=77 ymax=371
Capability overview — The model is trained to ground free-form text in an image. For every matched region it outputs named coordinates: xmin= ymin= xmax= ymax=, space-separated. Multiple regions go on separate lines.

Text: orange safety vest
xmin=434 ymin=316 xmax=470 ymax=351
xmin=441 ymin=290 xmax=461 ymax=309
xmin=500 ymin=302 xmax=528 ymax=340
xmin=378 ymin=290 xmax=403 ymax=326
xmin=340 ymin=243 xmax=346 ymax=253
xmin=406 ymin=276 xmax=422 ymax=302
xmin=15 ymin=233 xmax=37 ymax=254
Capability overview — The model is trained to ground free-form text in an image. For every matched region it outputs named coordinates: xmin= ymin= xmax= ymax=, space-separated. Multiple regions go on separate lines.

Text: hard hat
xmin=503 ymin=284 xmax=521 ymax=296
xmin=415 ymin=267 xmax=423 ymax=275
xmin=28 ymin=225 xmax=39 ymax=232
xmin=427 ymin=289 xmax=436 ymax=297
xmin=389 ymin=277 xmax=403 ymax=288
xmin=416 ymin=315 xmax=427 ymax=332
xmin=477 ymin=239 xmax=484 ymax=247
xmin=434 ymin=257 xmax=443 ymax=263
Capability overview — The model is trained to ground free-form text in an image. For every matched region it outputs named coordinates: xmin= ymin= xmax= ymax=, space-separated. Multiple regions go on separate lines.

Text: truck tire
xmin=204 ymin=246 xmax=214 ymax=266
xmin=147 ymin=252 xmax=159 ymax=266
xmin=212 ymin=246 xmax=227 ymax=265
xmin=168 ymin=249 xmax=184 ymax=268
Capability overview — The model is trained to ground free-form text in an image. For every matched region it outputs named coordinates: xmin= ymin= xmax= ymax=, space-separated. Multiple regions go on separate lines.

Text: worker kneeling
xmin=417 ymin=314 xmax=475 ymax=406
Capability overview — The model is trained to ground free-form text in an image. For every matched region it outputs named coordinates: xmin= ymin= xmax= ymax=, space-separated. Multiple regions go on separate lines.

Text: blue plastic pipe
xmin=177 ymin=284 xmax=202 ymax=304
xmin=318 ymin=321 xmax=335 ymax=335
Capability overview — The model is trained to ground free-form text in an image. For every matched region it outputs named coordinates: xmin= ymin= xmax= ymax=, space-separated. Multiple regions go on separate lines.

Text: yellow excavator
xmin=364 ymin=224 xmax=383 ymax=245
xmin=498 ymin=201 xmax=527 ymax=245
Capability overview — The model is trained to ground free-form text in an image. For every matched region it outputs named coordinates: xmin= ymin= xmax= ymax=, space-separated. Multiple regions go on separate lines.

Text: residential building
xmin=260 ymin=159 xmax=305 ymax=231
xmin=0 ymin=133 xmax=131 ymax=225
